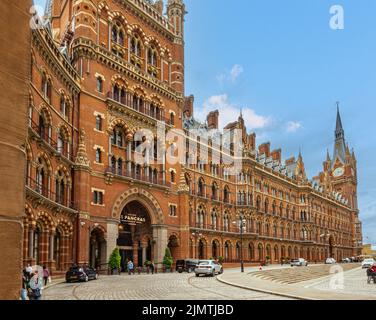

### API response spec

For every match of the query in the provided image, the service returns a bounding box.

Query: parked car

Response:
[176,259,199,273]
[325,258,337,264]
[66,266,98,283]
[362,259,375,269]
[195,260,223,277]
[290,258,308,267]
[341,258,351,263]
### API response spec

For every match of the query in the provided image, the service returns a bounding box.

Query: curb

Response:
[216,275,316,301]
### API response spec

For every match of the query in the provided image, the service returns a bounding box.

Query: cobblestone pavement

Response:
[42,272,294,300]
[251,263,360,284]
[306,267,376,297]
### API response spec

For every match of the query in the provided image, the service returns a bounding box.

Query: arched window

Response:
[196,205,205,228]
[170,171,176,183]
[33,224,42,264]
[117,158,123,175]
[41,73,51,102]
[113,84,126,104]
[54,229,61,269]
[55,170,65,205]
[211,183,218,200]
[153,169,158,183]
[224,242,230,261]
[36,157,49,197]
[112,126,124,147]
[256,196,261,211]
[223,186,230,203]
[248,243,254,261]
[130,35,142,68]
[39,113,48,141]
[258,244,263,261]
[198,178,205,197]
[57,128,68,157]
[236,242,241,260]
[264,199,269,213]
[111,156,116,170]
[223,214,230,232]
[211,210,218,230]
[170,112,175,125]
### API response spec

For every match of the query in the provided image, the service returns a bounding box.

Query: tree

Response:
[108,248,121,272]
[163,247,173,268]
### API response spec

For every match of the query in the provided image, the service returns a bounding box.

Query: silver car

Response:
[290,258,308,267]
[195,260,223,277]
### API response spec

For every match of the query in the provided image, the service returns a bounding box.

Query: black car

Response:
[66,266,98,283]
[176,259,199,273]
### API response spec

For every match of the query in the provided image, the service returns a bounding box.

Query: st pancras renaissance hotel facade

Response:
[11,0,363,276]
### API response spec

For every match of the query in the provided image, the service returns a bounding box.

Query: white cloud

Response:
[286,121,302,133]
[217,64,244,84]
[196,94,272,131]
[230,64,244,82]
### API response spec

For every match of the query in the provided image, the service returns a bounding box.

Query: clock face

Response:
[333,167,345,177]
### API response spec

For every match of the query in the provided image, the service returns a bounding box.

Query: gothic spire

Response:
[326,149,331,162]
[333,102,346,165]
[335,102,344,139]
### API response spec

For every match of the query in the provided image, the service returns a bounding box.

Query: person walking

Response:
[21,269,29,300]
[25,264,32,279]
[150,261,155,275]
[28,271,43,300]
[42,266,50,286]
[127,259,134,275]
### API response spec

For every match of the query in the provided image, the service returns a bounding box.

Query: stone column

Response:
[49,231,55,271]
[153,225,168,268]
[0,0,31,299]
[23,224,29,265]
[106,221,118,263]
[133,242,139,267]
[28,227,34,260]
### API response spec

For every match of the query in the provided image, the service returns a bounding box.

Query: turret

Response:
[167,0,186,94]
[167,0,186,38]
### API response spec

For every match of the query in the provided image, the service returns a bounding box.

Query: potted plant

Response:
[163,248,173,272]
[265,255,271,265]
[218,256,224,265]
[108,248,121,275]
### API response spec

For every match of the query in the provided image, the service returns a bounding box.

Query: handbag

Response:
[32,288,41,299]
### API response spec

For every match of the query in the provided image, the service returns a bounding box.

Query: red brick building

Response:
[24,0,362,272]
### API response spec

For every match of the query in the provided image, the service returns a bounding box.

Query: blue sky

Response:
[34,0,376,246]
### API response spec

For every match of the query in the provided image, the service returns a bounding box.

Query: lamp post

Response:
[233,217,247,273]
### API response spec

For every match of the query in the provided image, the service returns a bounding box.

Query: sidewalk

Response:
[217,267,376,300]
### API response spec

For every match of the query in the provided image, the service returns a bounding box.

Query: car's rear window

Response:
[198,261,210,265]
[292,259,299,262]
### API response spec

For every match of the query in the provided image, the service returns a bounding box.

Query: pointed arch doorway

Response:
[117,201,153,270]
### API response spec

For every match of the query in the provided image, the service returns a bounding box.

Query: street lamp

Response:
[233,217,247,273]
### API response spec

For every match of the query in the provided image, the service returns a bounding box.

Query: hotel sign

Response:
[120,213,146,225]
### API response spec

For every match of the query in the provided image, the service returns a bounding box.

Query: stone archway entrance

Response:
[110,188,167,268]
[89,228,107,269]
[117,201,153,269]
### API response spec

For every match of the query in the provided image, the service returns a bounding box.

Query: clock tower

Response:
[330,104,358,210]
